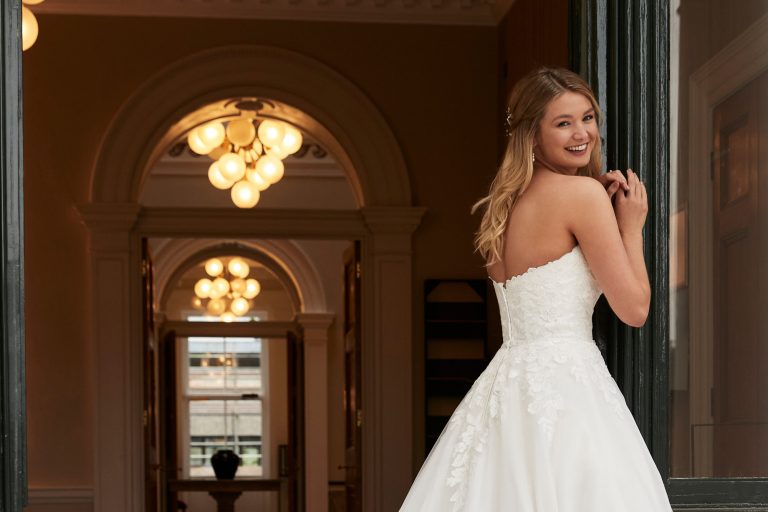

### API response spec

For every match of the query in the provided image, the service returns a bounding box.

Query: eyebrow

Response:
[552,108,595,121]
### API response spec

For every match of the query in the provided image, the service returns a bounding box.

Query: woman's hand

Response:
[597,169,630,200]
[613,169,648,236]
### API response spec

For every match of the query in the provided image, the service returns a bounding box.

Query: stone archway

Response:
[80,45,424,512]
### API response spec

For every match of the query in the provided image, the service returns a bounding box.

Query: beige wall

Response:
[23,12,499,503]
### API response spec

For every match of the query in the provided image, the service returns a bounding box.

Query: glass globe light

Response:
[191,297,203,309]
[231,297,250,316]
[218,153,246,181]
[257,120,285,148]
[207,298,226,316]
[279,125,303,155]
[199,121,226,149]
[266,144,288,160]
[21,7,38,51]
[221,312,236,323]
[188,128,213,155]
[228,258,250,278]
[256,155,284,184]
[194,278,213,299]
[231,180,260,209]
[213,277,230,297]
[246,167,271,191]
[226,118,257,147]
[208,162,234,190]
[230,278,247,296]
[244,278,261,299]
[204,258,224,277]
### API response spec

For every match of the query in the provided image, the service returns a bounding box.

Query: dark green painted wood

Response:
[571,0,768,508]
[570,0,670,477]
[0,1,27,510]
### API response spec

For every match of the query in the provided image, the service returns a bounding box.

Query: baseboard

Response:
[27,488,94,505]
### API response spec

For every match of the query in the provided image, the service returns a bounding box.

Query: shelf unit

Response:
[423,279,492,455]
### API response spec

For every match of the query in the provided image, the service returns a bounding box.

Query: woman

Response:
[399,67,672,511]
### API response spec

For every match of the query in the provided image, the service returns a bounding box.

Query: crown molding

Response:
[31,0,514,26]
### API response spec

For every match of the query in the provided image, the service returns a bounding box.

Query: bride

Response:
[398,67,673,511]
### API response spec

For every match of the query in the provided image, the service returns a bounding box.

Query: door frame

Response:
[79,205,425,512]
[0,1,27,511]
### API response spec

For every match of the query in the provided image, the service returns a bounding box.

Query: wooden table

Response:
[168,478,289,512]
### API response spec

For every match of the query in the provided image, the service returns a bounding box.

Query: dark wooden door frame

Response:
[1,1,27,510]
[570,0,768,508]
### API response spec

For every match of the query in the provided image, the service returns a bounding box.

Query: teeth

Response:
[566,143,588,151]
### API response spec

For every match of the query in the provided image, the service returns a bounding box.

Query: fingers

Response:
[607,181,620,199]
[608,169,629,191]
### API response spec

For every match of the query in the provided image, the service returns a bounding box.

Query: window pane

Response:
[669,0,768,478]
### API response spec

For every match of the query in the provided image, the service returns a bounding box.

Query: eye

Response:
[557,121,570,127]
[583,114,594,122]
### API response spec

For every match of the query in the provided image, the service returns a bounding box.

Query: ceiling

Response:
[31,0,515,26]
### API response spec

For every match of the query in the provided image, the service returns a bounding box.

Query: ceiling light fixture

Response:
[192,257,261,322]
[186,100,303,208]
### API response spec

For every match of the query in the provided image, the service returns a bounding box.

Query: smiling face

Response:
[534,91,598,174]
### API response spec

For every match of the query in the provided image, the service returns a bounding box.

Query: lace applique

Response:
[443,245,624,511]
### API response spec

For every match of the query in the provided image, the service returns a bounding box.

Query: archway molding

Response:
[89,44,412,207]
[152,238,327,315]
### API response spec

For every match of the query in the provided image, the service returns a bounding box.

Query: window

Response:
[181,336,264,477]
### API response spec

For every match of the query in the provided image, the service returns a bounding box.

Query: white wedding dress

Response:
[399,245,673,511]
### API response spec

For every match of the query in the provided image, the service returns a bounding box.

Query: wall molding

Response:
[27,487,94,505]
[30,0,514,27]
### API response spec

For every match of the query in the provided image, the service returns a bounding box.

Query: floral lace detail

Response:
[444,245,624,511]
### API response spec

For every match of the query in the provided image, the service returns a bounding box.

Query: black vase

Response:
[210,449,241,479]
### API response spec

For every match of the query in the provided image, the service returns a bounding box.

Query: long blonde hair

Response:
[471,67,603,266]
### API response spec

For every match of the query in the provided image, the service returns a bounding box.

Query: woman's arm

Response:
[567,172,650,327]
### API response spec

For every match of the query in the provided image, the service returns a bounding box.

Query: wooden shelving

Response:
[423,279,491,455]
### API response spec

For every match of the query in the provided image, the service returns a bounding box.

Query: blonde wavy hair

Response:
[471,67,603,266]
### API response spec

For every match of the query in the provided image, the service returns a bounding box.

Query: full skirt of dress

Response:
[399,338,673,512]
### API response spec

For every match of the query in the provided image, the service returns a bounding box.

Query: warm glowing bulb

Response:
[230,278,247,296]
[204,258,223,277]
[231,297,250,316]
[194,278,213,299]
[279,125,303,155]
[208,162,234,190]
[213,277,230,296]
[21,7,38,51]
[228,258,250,278]
[246,167,271,191]
[226,118,257,147]
[198,121,226,149]
[191,296,203,309]
[257,120,285,148]
[244,278,261,299]
[256,155,284,184]
[221,312,236,323]
[231,180,260,209]
[217,153,246,181]
[266,144,288,160]
[207,298,226,316]
[188,128,213,155]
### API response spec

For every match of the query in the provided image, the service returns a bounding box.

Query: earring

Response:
[532,152,536,163]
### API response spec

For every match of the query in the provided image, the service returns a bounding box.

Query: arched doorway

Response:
[79,45,425,512]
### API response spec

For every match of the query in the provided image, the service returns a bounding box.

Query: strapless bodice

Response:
[490,245,602,345]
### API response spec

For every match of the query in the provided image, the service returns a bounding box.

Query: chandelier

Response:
[186,101,303,209]
[21,0,44,51]
[192,257,261,322]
